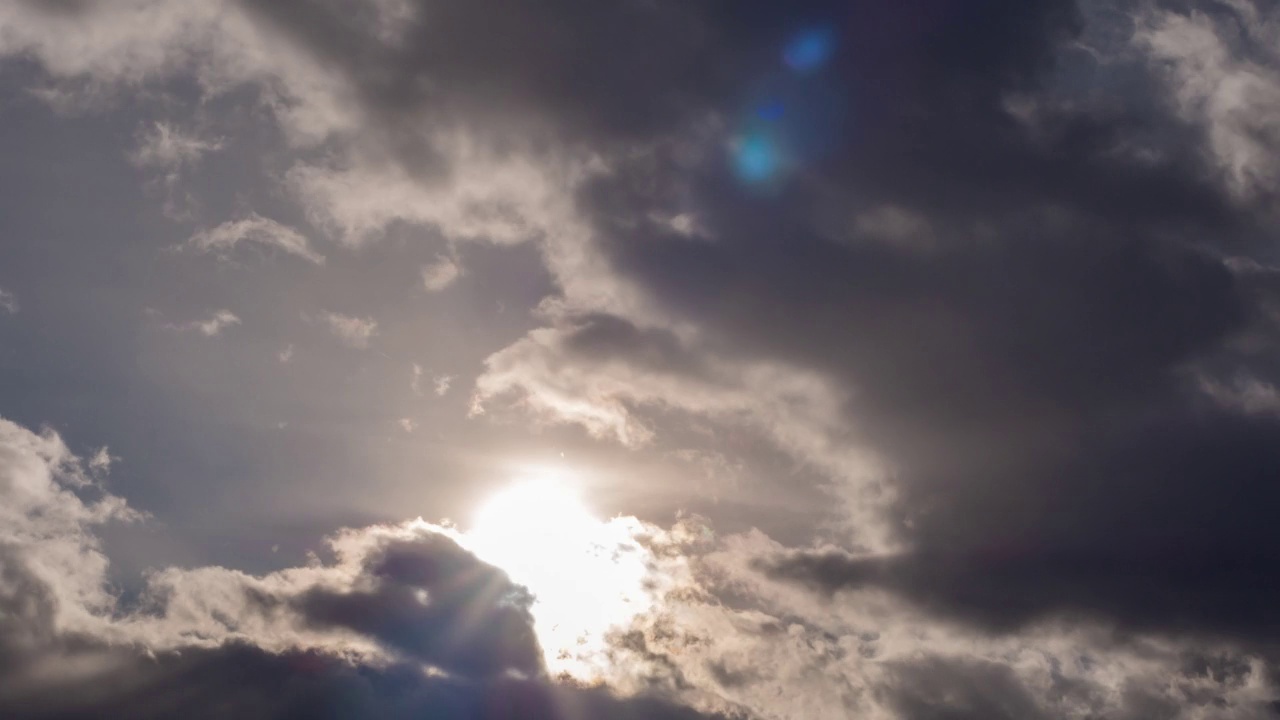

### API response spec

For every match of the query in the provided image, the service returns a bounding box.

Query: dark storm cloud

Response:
[883,657,1053,720]
[233,0,1278,643]
[0,642,735,720]
[296,534,545,679]
[502,0,1280,643]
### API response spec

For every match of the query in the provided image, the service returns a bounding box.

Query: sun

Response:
[463,473,653,678]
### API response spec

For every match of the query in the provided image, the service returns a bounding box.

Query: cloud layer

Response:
[5,0,1280,718]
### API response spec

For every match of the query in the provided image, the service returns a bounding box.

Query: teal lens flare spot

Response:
[734,133,779,183]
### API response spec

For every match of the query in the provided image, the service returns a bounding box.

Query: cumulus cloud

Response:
[315,311,377,349]
[0,415,515,674]
[184,214,324,265]
[0,418,139,659]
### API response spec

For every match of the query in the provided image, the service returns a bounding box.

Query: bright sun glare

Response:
[463,473,654,678]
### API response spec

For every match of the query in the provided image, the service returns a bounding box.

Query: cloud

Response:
[1,406,1279,720]
[10,0,1280,717]
[2,642,730,720]
[163,309,241,337]
[421,254,460,292]
[433,375,452,397]
[1199,373,1280,416]
[412,366,452,397]
[315,311,377,349]
[278,343,294,364]
[185,213,324,265]
[86,447,114,475]
[0,288,16,314]
[284,134,584,248]
[0,413,518,671]
[1136,1,1280,198]
[0,418,139,663]
[129,120,224,171]
[294,535,542,678]
[0,414,739,719]
[473,314,891,544]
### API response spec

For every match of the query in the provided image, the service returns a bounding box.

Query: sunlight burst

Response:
[463,474,654,678]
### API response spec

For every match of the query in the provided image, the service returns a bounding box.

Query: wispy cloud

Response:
[433,374,453,397]
[129,121,224,171]
[87,447,116,475]
[163,309,241,337]
[316,311,377,349]
[0,287,17,314]
[421,254,460,291]
[185,214,324,265]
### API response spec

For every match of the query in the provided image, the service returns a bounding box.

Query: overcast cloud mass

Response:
[4,0,1280,717]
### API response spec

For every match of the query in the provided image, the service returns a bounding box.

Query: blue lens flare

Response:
[756,100,785,122]
[783,27,836,73]
[731,25,839,186]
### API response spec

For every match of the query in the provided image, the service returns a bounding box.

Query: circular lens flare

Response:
[784,27,837,73]
[734,131,781,183]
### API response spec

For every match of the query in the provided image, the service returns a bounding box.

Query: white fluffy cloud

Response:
[0,419,139,649]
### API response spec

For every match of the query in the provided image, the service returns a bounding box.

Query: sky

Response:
[2,0,1280,718]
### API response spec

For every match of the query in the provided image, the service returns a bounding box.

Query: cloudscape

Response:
[3,0,1280,718]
